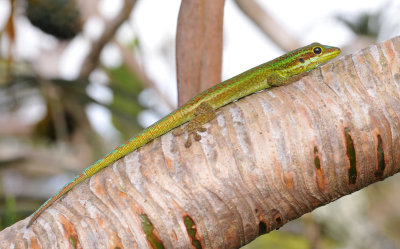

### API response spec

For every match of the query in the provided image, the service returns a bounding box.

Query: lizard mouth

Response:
[324,46,341,61]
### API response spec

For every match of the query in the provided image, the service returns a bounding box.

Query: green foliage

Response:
[0,196,18,229]
[0,66,146,142]
[242,231,309,249]
[4,196,17,227]
[105,64,145,139]
[242,230,336,249]
[337,12,380,38]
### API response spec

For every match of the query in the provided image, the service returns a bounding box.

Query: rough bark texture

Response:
[176,0,225,106]
[2,37,400,248]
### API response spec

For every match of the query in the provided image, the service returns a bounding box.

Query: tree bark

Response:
[176,0,225,106]
[2,36,400,248]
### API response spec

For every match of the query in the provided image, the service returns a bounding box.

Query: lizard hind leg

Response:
[173,101,216,148]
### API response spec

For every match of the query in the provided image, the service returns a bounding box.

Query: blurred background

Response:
[1,0,400,248]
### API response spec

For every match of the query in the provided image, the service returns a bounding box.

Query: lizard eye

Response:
[299,58,305,63]
[313,46,322,54]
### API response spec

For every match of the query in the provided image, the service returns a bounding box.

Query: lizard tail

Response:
[26,173,87,227]
[27,108,190,227]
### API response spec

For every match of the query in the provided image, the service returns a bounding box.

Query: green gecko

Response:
[27,42,340,227]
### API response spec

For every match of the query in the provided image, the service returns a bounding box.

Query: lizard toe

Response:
[184,138,192,148]
[194,132,202,141]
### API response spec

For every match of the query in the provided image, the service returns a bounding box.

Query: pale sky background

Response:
[0,0,399,139]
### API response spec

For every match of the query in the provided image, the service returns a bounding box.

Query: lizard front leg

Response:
[267,70,308,86]
[173,101,216,148]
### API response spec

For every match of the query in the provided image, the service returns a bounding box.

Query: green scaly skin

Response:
[27,42,340,227]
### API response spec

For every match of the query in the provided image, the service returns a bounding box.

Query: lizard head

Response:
[271,42,341,77]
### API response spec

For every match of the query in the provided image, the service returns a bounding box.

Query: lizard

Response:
[27,42,340,227]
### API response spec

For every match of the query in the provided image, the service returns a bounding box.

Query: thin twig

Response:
[234,0,300,52]
[79,0,137,78]
[114,40,175,110]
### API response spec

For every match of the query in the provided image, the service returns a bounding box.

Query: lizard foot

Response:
[172,102,215,148]
[173,123,208,148]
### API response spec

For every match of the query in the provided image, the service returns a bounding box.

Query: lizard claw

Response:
[184,138,192,148]
[194,132,202,141]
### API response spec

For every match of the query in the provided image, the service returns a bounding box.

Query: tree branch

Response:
[234,0,300,52]
[115,40,175,110]
[176,0,225,106]
[2,37,400,248]
[79,0,137,78]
